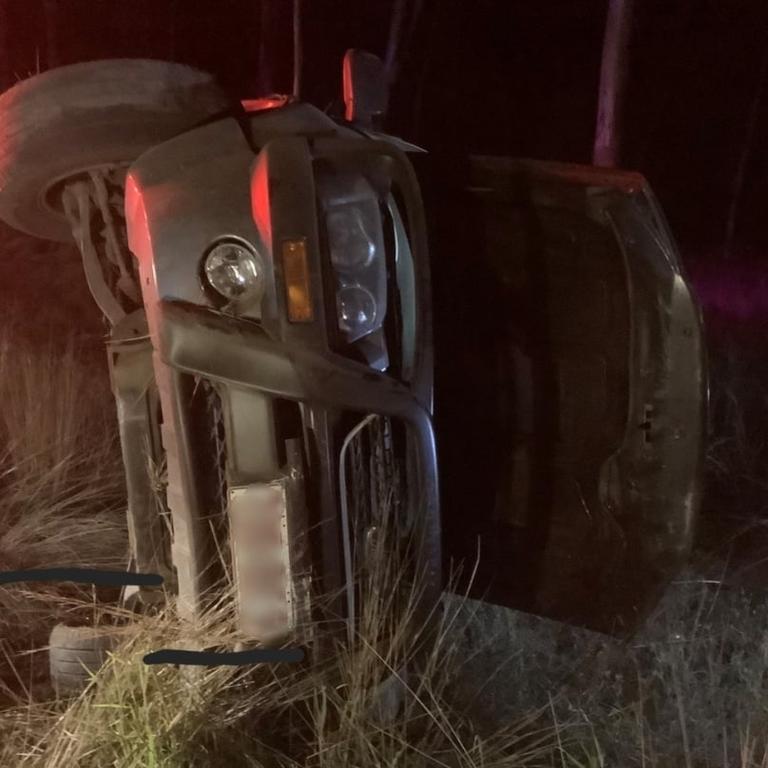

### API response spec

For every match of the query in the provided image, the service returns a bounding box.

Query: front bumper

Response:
[153,299,440,636]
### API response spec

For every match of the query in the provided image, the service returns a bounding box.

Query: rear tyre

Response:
[49,624,117,696]
[0,59,233,241]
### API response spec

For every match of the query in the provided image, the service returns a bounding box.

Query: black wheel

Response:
[0,59,232,242]
[48,623,117,696]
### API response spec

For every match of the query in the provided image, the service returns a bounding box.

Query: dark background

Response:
[4,0,768,262]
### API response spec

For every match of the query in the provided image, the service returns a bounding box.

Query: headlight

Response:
[337,283,378,341]
[327,207,377,272]
[204,241,263,302]
[320,176,387,349]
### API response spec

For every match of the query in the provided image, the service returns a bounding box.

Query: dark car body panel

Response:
[431,156,706,635]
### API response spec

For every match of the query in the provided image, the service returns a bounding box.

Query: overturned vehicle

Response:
[0,55,706,693]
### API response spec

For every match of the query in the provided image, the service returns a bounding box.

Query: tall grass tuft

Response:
[0,515,561,767]
[0,329,127,703]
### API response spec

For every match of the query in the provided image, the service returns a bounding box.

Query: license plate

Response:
[228,481,295,641]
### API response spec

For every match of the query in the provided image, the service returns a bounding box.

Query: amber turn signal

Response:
[281,238,314,323]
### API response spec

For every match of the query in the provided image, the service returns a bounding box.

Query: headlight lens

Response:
[337,283,378,341]
[327,207,376,272]
[321,176,387,349]
[204,242,263,302]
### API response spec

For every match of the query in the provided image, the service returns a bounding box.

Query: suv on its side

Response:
[0,54,706,693]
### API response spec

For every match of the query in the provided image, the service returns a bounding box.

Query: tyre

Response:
[48,623,117,696]
[0,59,233,242]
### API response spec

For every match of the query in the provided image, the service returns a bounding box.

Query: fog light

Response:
[204,241,263,302]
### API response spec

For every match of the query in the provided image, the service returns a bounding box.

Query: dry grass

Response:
[0,541,561,767]
[446,570,768,768]
[0,334,563,766]
[0,328,127,703]
[0,334,126,567]
[14,547,768,767]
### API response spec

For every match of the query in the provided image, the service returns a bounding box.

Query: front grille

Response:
[184,377,305,641]
[342,415,411,573]
[186,376,231,587]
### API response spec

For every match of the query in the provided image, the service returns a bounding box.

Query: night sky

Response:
[3,0,768,263]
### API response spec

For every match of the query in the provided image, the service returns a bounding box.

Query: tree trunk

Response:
[168,0,178,60]
[257,1,276,94]
[385,0,425,88]
[43,0,60,69]
[292,0,301,98]
[593,0,634,167]
[723,48,768,261]
[0,0,11,90]
[384,0,408,85]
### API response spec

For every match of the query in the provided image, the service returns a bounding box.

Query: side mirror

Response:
[342,49,388,127]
